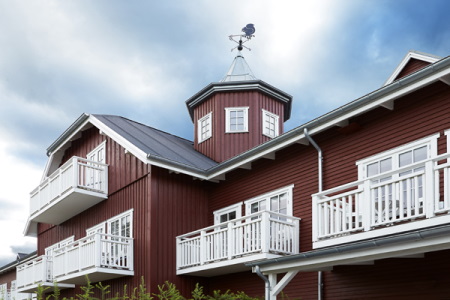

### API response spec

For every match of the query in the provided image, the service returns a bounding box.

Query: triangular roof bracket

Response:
[439,74,450,86]
[380,100,394,110]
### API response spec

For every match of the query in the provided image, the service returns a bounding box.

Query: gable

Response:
[383,50,441,86]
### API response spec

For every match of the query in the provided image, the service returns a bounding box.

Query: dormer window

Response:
[225,107,249,133]
[262,109,279,138]
[198,112,212,143]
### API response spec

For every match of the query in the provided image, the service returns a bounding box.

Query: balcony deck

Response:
[29,157,108,225]
[16,233,134,292]
[312,153,450,249]
[176,211,300,276]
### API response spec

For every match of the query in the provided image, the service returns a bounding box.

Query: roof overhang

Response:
[247,224,450,274]
[185,80,293,122]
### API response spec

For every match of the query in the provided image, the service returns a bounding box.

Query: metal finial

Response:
[229,24,255,52]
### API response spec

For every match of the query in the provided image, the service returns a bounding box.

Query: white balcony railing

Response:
[53,233,134,280]
[313,153,450,247]
[16,233,133,291]
[16,255,52,290]
[177,211,300,272]
[29,157,108,224]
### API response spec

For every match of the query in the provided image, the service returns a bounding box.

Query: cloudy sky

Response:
[1,0,450,266]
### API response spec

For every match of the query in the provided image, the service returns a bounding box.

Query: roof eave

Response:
[185,80,293,122]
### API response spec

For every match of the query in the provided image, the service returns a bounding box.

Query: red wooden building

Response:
[1,49,450,299]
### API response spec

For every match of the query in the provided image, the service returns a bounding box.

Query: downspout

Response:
[255,265,271,300]
[303,128,323,300]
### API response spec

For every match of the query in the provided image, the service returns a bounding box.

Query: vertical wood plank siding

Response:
[394,58,431,81]
[194,91,285,162]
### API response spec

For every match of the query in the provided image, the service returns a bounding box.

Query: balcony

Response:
[312,153,450,248]
[16,256,74,293]
[176,211,300,276]
[29,157,108,225]
[16,233,134,292]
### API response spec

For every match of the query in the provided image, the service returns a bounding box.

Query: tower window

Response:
[262,109,279,138]
[225,107,249,133]
[198,112,212,143]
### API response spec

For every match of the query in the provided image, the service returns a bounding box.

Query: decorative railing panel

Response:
[177,211,300,270]
[313,153,450,244]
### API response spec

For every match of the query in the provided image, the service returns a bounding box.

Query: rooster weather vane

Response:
[229,24,255,52]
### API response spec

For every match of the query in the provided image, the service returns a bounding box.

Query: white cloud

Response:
[0,132,40,262]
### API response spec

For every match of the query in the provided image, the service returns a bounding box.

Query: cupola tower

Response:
[186,25,293,162]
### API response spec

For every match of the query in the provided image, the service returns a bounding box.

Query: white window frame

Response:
[262,109,280,138]
[198,112,212,143]
[107,209,133,238]
[0,283,7,300]
[213,202,242,225]
[445,129,450,152]
[87,140,106,163]
[356,133,440,180]
[244,185,294,216]
[225,107,249,133]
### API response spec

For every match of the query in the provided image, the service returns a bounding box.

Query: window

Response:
[262,109,279,138]
[198,112,212,143]
[108,210,133,238]
[357,134,439,220]
[214,203,242,225]
[86,222,106,236]
[87,141,106,163]
[245,185,294,219]
[357,134,439,180]
[225,107,249,133]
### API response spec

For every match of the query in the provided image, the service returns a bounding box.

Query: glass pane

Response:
[279,193,287,210]
[271,196,279,211]
[414,146,427,162]
[260,199,266,211]
[399,151,412,168]
[251,202,259,213]
[367,162,378,177]
[228,211,236,220]
[230,111,237,118]
[380,158,392,173]
[220,214,228,223]
[237,110,244,117]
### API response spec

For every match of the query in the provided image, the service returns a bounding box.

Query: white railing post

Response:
[425,160,435,218]
[200,230,206,265]
[227,222,234,260]
[128,237,134,271]
[293,218,300,253]
[73,157,79,188]
[362,181,371,231]
[95,233,101,268]
[312,195,319,242]
[261,211,270,253]
[176,237,181,270]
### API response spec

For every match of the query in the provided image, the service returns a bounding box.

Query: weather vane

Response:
[229,24,255,52]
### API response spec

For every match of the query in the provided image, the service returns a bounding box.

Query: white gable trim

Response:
[383,50,440,86]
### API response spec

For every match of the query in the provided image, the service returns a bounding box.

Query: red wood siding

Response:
[394,58,431,81]
[148,166,210,295]
[0,268,17,287]
[194,90,285,162]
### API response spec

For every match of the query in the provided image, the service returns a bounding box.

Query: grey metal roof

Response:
[220,52,257,82]
[93,114,218,171]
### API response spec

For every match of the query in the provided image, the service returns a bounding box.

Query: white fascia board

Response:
[88,115,148,163]
[258,234,450,274]
[384,51,440,86]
